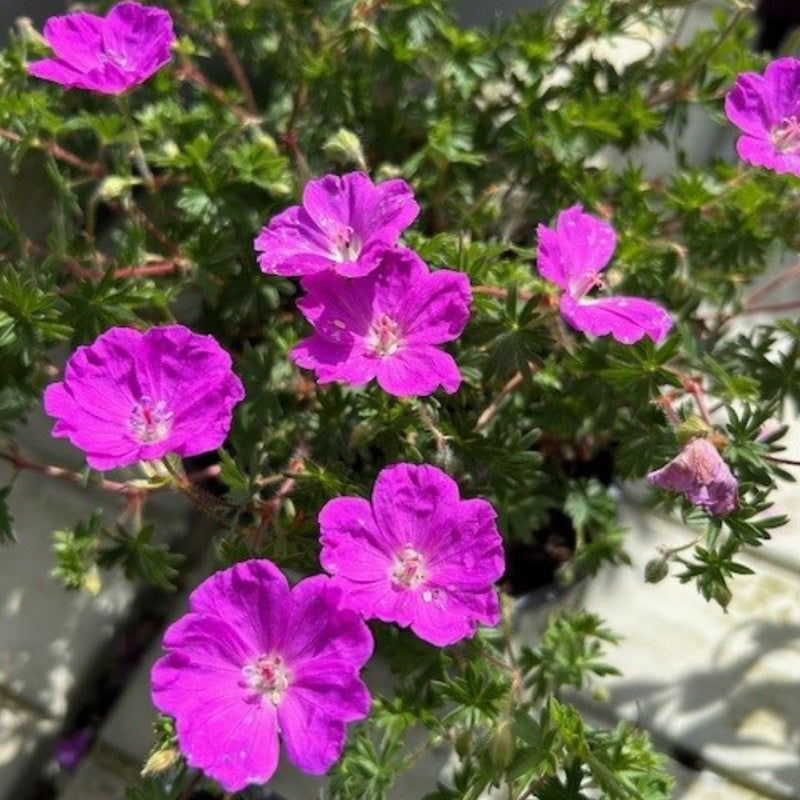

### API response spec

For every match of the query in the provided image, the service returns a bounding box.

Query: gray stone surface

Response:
[580,503,800,800]
[0,466,136,719]
[0,692,56,799]
[0,407,191,799]
[58,743,137,800]
[0,1,66,42]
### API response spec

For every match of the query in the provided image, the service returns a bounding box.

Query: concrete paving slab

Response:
[674,764,775,800]
[0,466,137,719]
[581,502,800,800]
[57,743,137,800]
[0,691,57,799]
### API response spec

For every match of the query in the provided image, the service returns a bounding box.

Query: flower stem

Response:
[116,96,155,191]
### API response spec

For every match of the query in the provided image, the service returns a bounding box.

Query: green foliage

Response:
[519,611,620,698]
[51,510,105,592]
[52,512,182,593]
[98,524,183,592]
[0,0,795,797]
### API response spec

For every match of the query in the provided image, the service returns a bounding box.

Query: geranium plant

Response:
[0,0,797,798]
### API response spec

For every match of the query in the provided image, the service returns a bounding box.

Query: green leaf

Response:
[98,524,183,592]
[51,510,104,592]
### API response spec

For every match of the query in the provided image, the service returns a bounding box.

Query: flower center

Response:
[771,116,800,153]
[101,49,130,69]
[128,396,173,443]
[330,225,361,262]
[573,271,606,299]
[391,545,427,589]
[243,654,291,705]
[369,314,402,357]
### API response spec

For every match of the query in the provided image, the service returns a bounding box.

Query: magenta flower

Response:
[319,463,504,646]
[647,438,738,516]
[725,57,800,177]
[292,247,471,397]
[27,2,174,95]
[536,205,673,345]
[44,325,244,471]
[151,560,373,792]
[254,172,419,278]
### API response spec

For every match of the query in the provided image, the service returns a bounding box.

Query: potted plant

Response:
[0,0,797,798]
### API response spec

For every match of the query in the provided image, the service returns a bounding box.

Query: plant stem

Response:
[738,298,800,315]
[215,30,258,115]
[743,260,800,308]
[765,454,800,467]
[0,127,103,177]
[475,371,525,432]
[0,443,143,497]
[116,96,155,191]
[473,285,535,301]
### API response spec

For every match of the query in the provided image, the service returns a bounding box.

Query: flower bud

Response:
[490,720,515,771]
[455,728,472,759]
[644,557,669,584]
[83,565,102,597]
[711,582,732,610]
[647,437,738,516]
[676,416,712,445]
[323,128,367,171]
[140,746,178,776]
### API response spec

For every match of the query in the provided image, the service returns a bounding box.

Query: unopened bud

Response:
[676,416,712,445]
[644,557,669,584]
[83,565,102,597]
[711,582,732,610]
[349,421,375,448]
[455,728,472,759]
[16,18,46,46]
[490,721,515,771]
[323,128,367,171]
[141,747,178,776]
[591,685,610,703]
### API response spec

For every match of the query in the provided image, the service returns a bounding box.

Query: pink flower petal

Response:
[291,337,377,386]
[351,176,419,243]
[321,464,504,646]
[374,249,472,344]
[290,657,372,720]
[278,693,347,775]
[297,271,374,342]
[763,57,800,116]
[179,691,279,793]
[559,293,673,345]
[724,73,772,138]
[736,135,800,177]
[283,575,374,664]
[150,561,373,790]
[374,345,462,396]
[185,560,291,654]
[28,1,174,94]
[254,172,418,278]
[254,206,340,276]
[319,497,390,582]
[372,463,460,549]
[41,12,104,71]
[43,325,243,470]
[647,438,738,516]
[536,205,616,295]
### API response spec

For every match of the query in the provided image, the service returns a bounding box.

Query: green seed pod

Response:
[644,557,669,584]
[455,728,472,759]
[490,720,515,771]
